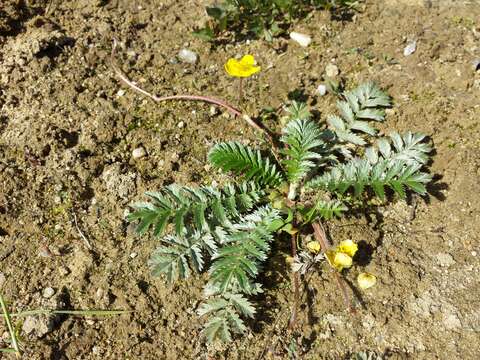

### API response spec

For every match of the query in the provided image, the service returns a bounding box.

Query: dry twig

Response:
[72,211,93,250]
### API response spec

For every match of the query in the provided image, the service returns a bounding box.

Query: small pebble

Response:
[473,59,480,72]
[38,247,52,258]
[171,152,180,162]
[385,108,396,116]
[472,251,477,257]
[0,272,5,288]
[325,63,339,78]
[177,121,185,128]
[290,32,312,47]
[209,106,219,116]
[130,252,137,259]
[42,287,55,299]
[96,288,104,298]
[178,49,198,64]
[58,266,70,276]
[316,84,327,96]
[403,40,417,56]
[117,89,126,97]
[436,253,455,267]
[132,147,146,159]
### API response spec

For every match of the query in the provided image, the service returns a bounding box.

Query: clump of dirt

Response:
[0,0,479,359]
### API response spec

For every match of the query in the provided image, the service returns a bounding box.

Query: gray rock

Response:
[22,315,55,338]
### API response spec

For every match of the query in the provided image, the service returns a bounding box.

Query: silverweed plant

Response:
[128,82,432,343]
[194,0,359,42]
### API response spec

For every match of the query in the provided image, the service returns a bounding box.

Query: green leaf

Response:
[225,293,256,318]
[280,118,325,183]
[203,316,232,343]
[307,157,432,200]
[192,27,214,41]
[208,142,284,186]
[206,6,224,19]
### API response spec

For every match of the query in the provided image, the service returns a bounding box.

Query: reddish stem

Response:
[312,222,356,313]
[288,232,300,330]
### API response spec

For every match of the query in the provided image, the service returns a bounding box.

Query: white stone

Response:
[178,49,198,64]
[96,288,104,298]
[436,253,455,267]
[403,40,417,56]
[316,84,327,96]
[132,147,146,159]
[177,121,185,128]
[43,287,55,299]
[290,32,311,47]
[325,63,339,78]
[0,272,5,288]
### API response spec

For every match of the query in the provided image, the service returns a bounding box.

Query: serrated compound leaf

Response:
[356,108,385,122]
[327,115,346,131]
[351,120,377,135]
[202,316,232,343]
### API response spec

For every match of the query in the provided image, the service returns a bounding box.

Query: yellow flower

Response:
[306,241,321,253]
[337,240,358,258]
[357,272,377,289]
[325,240,358,271]
[224,55,261,78]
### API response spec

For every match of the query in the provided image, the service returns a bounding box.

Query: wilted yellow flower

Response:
[306,241,321,253]
[337,240,358,258]
[325,240,358,271]
[224,55,261,78]
[357,272,377,289]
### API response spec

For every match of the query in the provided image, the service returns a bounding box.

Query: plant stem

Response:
[287,183,298,201]
[312,222,356,313]
[111,39,243,116]
[0,309,131,318]
[0,295,21,357]
[288,231,300,330]
[110,39,278,141]
[239,78,244,103]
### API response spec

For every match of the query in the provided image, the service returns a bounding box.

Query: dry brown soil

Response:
[1,0,479,359]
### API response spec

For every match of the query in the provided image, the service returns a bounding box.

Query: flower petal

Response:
[357,272,377,289]
[239,54,255,66]
[224,55,261,77]
[337,240,358,258]
[306,241,321,254]
[334,252,352,270]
